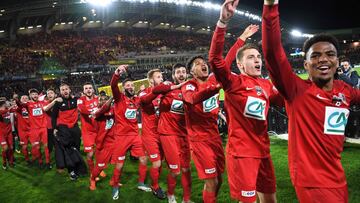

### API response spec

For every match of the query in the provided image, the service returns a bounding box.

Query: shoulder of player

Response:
[182,79,197,91]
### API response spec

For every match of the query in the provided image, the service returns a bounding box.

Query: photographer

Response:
[337,57,360,88]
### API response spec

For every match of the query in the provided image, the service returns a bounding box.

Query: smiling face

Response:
[190,58,209,81]
[123,81,135,97]
[304,41,338,86]
[83,84,94,98]
[173,66,187,84]
[237,48,262,77]
[60,85,71,98]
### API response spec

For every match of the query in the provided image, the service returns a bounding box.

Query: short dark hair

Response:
[186,55,205,71]
[122,78,133,86]
[303,33,339,58]
[59,82,70,88]
[99,90,107,96]
[83,82,93,87]
[172,63,186,75]
[236,43,261,62]
[0,100,6,107]
[47,88,55,93]
[340,57,350,64]
[28,88,39,94]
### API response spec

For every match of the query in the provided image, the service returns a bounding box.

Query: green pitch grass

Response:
[1,137,360,203]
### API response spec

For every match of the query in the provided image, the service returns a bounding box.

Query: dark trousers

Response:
[47,129,55,154]
[54,125,81,170]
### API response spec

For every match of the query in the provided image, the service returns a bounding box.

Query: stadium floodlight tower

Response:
[87,0,113,7]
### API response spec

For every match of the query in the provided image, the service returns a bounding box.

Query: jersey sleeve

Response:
[152,83,172,94]
[262,4,301,101]
[77,97,90,115]
[181,82,220,105]
[209,26,244,90]
[110,74,124,103]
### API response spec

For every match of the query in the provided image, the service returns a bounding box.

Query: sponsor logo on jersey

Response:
[244,96,266,120]
[205,168,216,174]
[241,190,256,197]
[32,108,43,116]
[324,106,349,135]
[170,99,184,114]
[203,94,219,113]
[125,109,137,119]
[105,118,114,130]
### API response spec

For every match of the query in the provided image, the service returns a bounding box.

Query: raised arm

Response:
[111,65,127,102]
[262,0,299,100]
[93,98,113,119]
[209,0,239,89]
[43,97,62,112]
[139,90,158,106]
[181,82,221,105]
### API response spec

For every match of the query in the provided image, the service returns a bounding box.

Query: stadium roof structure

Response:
[0,0,264,40]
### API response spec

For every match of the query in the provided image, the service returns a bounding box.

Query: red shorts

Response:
[18,129,30,145]
[1,131,13,148]
[226,156,276,202]
[82,130,97,152]
[190,137,225,180]
[295,185,348,203]
[142,134,162,162]
[160,135,191,173]
[95,145,114,169]
[30,128,47,145]
[111,135,145,164]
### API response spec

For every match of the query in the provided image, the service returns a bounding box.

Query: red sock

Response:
[7,148,14,165]
[111,168,122,187]
[44,147,50,164]
[203,190,216,203]
[167,173,177,196]
[87,158,94,173]
[138,162,147,183]
[91,166,101,181]
[2,150,6,165]
[181,170,192,201]
[150,167,160,189]
[22,147,29,161]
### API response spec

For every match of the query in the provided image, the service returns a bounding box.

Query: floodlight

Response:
[291,30,302,37]
[87,0,112,7]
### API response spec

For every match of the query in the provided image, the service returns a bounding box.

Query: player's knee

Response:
[139,156,147,164]
[152,160,161,168]
[87,151,94,159]
[257,192,277,203]
[181,167,190,173]
[2,145,8,151]
[205,178,217,190]
[115,163,123,170]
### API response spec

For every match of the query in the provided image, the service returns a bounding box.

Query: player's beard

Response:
[125,89,134,97]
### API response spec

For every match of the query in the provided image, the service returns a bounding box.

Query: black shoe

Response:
[46,163,53,170]
[151,187,166,200]
[38,163,45,169]
[69,171,78,181]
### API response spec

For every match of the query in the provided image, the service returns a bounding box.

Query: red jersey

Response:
[0,109,12,137]
[262,4,360,188]
[16,106,30,132]
[209,26,283,158]
[181,75,221,141]
[19,100,47,129]
[77,95,99,133]
[139,87,160,138]
[153,83,187,136]
[111,74,140,136]
[95,105,115,149]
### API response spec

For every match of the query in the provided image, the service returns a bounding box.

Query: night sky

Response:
[213,0,360,31]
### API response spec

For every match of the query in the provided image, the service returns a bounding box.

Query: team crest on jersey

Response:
[332,93,347,106]
[178,93,183,99]
[203,94,219,113]
[125,108,137,119]
[186,84,195,91]
[170,99,184,114]
[324,106,349,135]
[255,86,263,96]
[244,96,266,120]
